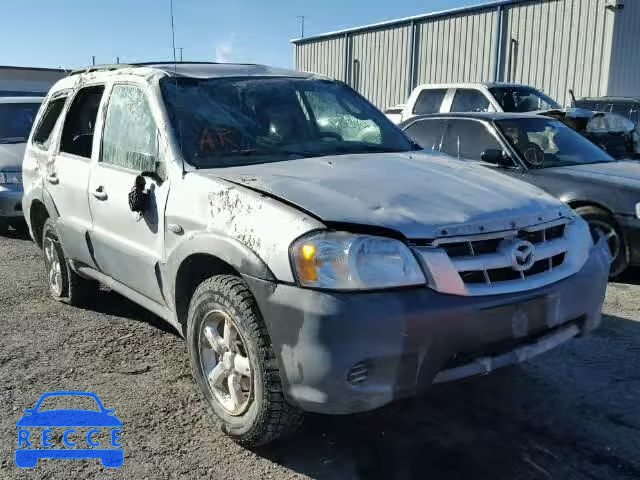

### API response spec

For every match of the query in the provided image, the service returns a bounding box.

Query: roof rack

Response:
[68,61,262,77]
[68,64,134,76]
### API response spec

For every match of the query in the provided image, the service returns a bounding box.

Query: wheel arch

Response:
[166,233,276,333]
[26,188,59,248]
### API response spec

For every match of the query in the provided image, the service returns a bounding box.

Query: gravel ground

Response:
[0,229,639,480]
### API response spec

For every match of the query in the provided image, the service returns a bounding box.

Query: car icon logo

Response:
[15,391,123,468]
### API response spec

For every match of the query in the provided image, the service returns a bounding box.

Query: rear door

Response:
[448,89,492,113]
[87,82,169,304]
[47,85,105,267]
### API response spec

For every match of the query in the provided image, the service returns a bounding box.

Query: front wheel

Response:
[186,275,303,447]
[575,206,627,278]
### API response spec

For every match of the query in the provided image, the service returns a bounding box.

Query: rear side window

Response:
[60,85,105,158]
[450,89,490,113]
[441,119,502,161]
[404,119,446,151]
[32,97,66,150]
[412,89,447,115]
[101,84,158,172]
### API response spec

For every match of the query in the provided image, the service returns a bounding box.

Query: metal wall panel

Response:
[350,25,412,109]
[414,8,498,86]
[502,0,615,104]
[292,0,625,109]
[295,36,346,81]
[607,0,640,97]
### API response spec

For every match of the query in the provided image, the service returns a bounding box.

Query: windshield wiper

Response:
[0,138,26,144]
[214,148,312,158]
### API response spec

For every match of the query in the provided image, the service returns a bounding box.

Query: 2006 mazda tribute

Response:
[22,62,611,446]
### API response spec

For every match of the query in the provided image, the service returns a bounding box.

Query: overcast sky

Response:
[2,0,483,70]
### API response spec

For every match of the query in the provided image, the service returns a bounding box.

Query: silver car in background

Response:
[0,96,43,233]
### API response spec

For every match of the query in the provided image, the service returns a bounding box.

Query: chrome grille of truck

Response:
[413,217,591,296]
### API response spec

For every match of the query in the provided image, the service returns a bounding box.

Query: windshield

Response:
[496,117,615,168]
[0,102,41,143]
[160,77,413,168]
[489,86,560,112]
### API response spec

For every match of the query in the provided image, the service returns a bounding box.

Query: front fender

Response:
[162,231,276,315]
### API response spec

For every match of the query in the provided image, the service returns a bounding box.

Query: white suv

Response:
[22,63,610,446]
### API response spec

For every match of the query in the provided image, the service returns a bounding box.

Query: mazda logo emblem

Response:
[511,240,536,271]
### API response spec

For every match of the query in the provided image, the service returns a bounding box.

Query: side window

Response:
[450,89,491,113]
[101,85,158,172]
[304,90,382,144]
[412,89,447,115]
[442,119,502,161]
[60,86,105,158]
[404,119,446,151]
[32,97,67,150]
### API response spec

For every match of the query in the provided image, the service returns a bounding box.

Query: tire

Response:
[575,206,628,278]
[42,218,99,305]
[186,274,303,447]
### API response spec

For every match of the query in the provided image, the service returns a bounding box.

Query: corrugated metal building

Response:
[292,0,637,109]
[0,66,66,97]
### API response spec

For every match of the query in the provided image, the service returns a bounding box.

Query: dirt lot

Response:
[0,229,639,480]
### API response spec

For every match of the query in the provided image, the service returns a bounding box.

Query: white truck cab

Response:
[392,82,561,124]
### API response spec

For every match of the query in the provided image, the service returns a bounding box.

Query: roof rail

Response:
[68,61,262,77]
[68,64,134,77]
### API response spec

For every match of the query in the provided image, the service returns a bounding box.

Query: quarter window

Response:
[412,89,447,115]
[450,89,491,113]
[33,97,66,150]
[60,86,105,158]
[442,119,503,161]
[101,85,158,172]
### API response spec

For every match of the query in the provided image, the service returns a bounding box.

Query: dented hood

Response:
[202,152,566,239]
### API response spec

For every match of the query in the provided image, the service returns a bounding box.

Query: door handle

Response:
[47,173,59,185]
[92,187,108,201]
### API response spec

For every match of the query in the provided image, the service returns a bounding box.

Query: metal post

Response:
[297,16,305,38]
[344,32,351,84]
[116,56,120,64]
[492,5,504,82]
[407,20,417,98]
[92,56,96,66]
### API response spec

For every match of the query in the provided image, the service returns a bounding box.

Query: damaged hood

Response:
[200,152,567,239]
[0,142,26,170]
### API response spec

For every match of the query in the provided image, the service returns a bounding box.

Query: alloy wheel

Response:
[198,310,253,416]
[43,236,63,296]
[588,219,621,263]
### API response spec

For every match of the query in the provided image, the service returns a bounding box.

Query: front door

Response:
[47,85,105,268]
[88,83,169,304]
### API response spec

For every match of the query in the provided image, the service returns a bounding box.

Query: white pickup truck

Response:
[387,82,561,124]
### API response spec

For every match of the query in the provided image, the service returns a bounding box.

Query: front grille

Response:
[412,217,585,296]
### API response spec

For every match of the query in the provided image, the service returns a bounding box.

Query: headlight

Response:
[0,172,22,185]
[290,231,425,290]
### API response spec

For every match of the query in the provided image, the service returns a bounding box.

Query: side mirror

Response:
[128,175,150,213]
[481,149,514,168]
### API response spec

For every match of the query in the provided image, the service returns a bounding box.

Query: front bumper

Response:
[0,185,24,220]
[244,238,611,415]
[616,213,640,266]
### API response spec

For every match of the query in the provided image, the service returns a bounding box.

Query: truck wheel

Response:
[186,274,303,447]
[42,219,99,305]
[575,206,627,278]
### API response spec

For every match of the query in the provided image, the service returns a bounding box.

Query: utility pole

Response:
[296,16,305,38]
[92,55,96,65]
[116,56,120,64]
[177,47,183,61]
